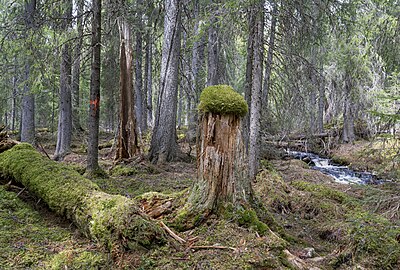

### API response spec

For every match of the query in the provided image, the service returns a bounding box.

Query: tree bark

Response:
[72,0,84,133]
[135,0,144,134]
[206,13,219,86]
[248,0,264,181]
[144,32,153,128]
[186,112,252,217]
[189,0,206,133]
[262,2,277,109]
[0,144,164,250]
[342,74,355,143]
[115,18,140,161]
[12,57,18,132]
[149,0,181,164]
[20,0,36,144]
[243,4,256,151]
[86,0,101,174]
[317,74,325,133]
[54,0,73,161]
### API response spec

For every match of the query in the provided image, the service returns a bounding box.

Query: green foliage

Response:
[198,85,248,117]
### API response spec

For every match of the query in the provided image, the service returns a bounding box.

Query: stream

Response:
[287,150,382,185]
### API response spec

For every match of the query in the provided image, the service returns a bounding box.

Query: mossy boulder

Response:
[198,85,248,117]
[0,144,164,250]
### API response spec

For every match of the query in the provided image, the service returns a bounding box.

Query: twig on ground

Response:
[159,221,186,244]
[189,245,237,252]
[17,187,27,197]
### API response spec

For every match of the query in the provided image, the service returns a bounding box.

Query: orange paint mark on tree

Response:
[90,98,100,111]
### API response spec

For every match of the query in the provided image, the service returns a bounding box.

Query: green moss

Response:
[344,211,400,269]
[0,143,164,251]
[0,186,94,269]
[48,250,109,270]
[65,163,86,175]
[331,155,350,165]
[198,85,248,117]
[109,165,138,176]
[292,181,354,205]
[236,208,269,235]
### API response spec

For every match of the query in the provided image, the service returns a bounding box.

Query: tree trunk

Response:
[54,0,73,161]
[21,64,35,144]
[86,0,101,174]
[248,0,264,181]
[149,0,181,164]
[0,144,164,250]
[206,14,219,86]
[317,74,325,133]
[115,18,140,161]
[135,0,144,134]
[144,32,153,128]
[342,74,355,143]
[189,0,206,133]
[12,57,18,132]
[262,2,277,109]
[20,0,36,144]
[243,5,255,151]
[309,84,317,134]
[186,112,252,217]
[72,0,84,133]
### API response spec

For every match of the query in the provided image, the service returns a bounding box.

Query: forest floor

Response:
[0,131,399,269]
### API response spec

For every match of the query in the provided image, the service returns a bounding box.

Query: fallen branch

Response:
[189,245,237,252]
[160,221,186,244]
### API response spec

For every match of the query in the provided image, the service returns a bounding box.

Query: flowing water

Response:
[287,150,382,185]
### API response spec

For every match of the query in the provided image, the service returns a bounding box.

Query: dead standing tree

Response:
[181,85,258,225]
[115,18,140,161]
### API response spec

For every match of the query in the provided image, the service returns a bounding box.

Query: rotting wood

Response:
[147,201,172,218]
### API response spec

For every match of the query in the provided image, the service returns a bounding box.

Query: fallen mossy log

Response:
[0,143,164,250]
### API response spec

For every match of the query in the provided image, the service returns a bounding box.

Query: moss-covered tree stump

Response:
[183,85,254,223]
[0,144,164,250]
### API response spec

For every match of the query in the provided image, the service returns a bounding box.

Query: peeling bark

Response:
[115,18,140,161]
[186,113,252,217]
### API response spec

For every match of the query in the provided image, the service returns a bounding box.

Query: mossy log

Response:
[0,144,164,250]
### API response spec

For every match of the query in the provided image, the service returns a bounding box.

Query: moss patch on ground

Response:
[0,186,110,269]
[258,158,400,270]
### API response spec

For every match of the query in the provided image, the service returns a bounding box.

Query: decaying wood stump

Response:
[0,143,164,250]
[184,85,252,220]
[0,126,18,154]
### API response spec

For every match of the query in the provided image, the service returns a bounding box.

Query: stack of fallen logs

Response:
[0,126,18,154]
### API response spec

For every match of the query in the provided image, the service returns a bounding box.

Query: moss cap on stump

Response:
[198,85,248,117]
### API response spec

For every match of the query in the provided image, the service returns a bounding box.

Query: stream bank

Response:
[287,150,383,185]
